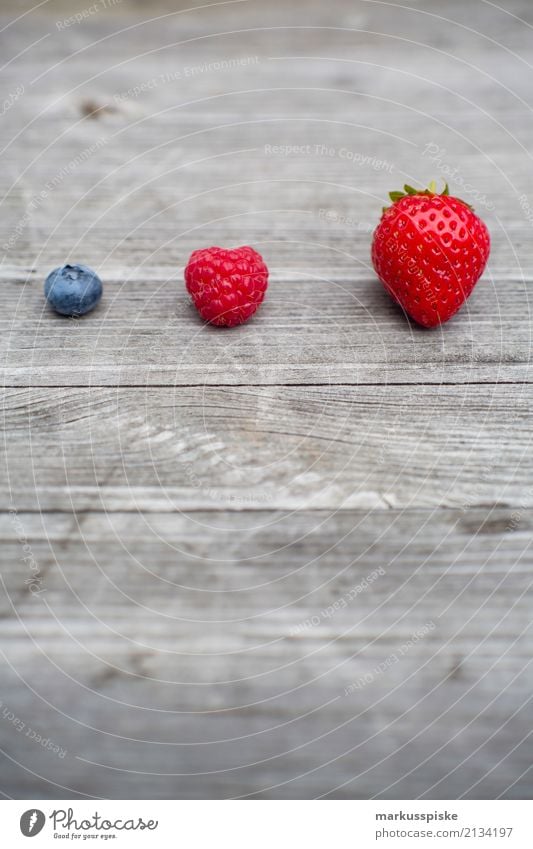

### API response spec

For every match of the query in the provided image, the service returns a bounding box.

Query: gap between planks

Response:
[2,381,533,389]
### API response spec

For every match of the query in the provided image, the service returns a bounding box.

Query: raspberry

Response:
[184,245,269,327]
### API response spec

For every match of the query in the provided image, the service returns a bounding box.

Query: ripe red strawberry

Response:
[184,245,268,327]
[371,183,490,327]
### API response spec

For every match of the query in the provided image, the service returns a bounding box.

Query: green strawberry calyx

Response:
[383,181,473,213]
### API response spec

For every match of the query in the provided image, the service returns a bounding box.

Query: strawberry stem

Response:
[382,180,474,212]
[388,180,450,204]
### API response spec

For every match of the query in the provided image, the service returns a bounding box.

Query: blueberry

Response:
[44,264,103,316]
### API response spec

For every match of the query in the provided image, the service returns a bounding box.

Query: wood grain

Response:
[2,384,532,511]
[1,508,532,799]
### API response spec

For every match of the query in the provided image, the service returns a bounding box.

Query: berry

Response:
[371,183,490,327]
[185,246,268,327]
[44,263,103,317]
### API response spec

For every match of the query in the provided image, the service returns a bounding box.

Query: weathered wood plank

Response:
[1,507,532,799]
[1,0,533,804]
[2,273,532,386]
[2,384,532,511]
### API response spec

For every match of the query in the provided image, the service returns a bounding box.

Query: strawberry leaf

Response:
[382,180,474,213]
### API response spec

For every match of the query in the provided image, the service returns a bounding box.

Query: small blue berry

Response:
[44,264,103,316]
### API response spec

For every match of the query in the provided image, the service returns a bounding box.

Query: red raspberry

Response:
[184,245,269,327]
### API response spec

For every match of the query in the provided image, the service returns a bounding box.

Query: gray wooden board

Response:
[1,0,533,800]
[1,385,533,511]
[1,508,532,799]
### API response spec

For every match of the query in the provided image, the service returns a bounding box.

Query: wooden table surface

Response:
[1,0,532,799]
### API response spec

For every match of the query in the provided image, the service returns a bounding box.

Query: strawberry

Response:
[371,182,490,327]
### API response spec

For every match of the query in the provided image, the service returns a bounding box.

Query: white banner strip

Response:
[1,800,531,848]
